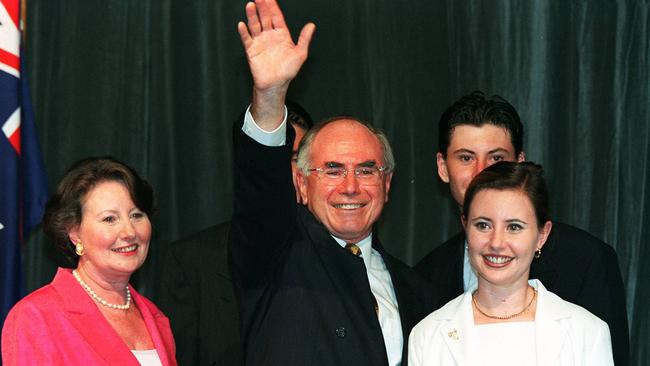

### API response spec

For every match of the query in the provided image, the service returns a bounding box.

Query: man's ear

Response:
[436,152,450,183]
[296,172,309,205]
[517,151,526,162]
[383,172,394,202]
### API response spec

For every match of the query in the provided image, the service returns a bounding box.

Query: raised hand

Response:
[238,0,315,128]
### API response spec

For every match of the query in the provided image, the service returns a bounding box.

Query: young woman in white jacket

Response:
[409,162,613,366]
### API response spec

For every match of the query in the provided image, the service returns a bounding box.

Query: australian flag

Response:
[0,0,48,329]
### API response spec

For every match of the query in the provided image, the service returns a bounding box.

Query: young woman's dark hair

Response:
[462,161,550,227]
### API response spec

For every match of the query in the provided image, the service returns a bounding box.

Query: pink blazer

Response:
[2,268,177,366]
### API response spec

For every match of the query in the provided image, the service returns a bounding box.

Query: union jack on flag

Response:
[0,0,48,329]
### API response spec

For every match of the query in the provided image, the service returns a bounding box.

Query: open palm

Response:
[238,0,315,92]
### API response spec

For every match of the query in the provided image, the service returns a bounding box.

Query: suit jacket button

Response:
[335,327,346,338]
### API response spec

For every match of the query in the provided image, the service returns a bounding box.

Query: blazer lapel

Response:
[54,268,138,365]
[436,293,473,365]
[131,288,173,366]
[533,280,570,365]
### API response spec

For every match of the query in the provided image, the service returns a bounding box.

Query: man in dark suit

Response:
[156,222,237,366]
[156,102,313,366]
[415,91,629,366]
[229,1,433,365]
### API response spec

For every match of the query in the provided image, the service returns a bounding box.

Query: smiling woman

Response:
[68,180,152,282]
[408,162,614,366]
[1,157,177,366]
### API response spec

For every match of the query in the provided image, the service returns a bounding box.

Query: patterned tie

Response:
[346,243,362,257]
[345,243,379,315]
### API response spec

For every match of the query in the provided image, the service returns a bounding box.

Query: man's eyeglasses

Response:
[306,166,387,184]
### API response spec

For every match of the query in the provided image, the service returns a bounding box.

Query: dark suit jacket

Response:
[156,222,242,366]
[415,222,629,366]
[229,124,434,366]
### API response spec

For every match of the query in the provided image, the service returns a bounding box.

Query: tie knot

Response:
[345,243,362,257]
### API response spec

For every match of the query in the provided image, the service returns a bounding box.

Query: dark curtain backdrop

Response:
[20,1,648,364]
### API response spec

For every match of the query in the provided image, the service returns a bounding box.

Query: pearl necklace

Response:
[472,286,537,320]
[72,270,131,310]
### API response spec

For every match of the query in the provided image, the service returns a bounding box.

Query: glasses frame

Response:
[306,166,388,183]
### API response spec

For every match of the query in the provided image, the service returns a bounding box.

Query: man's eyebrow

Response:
[357,161,377,168]
[324,161,344,168]
[323,161,377,168]
[488,147,511,155]
[451,148,475,155]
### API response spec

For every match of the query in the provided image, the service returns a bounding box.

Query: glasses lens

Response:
[355,167,378,179]
[323,167,345,179]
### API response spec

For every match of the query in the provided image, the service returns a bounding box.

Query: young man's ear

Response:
[436,152,450,183]
[517,151,526,162]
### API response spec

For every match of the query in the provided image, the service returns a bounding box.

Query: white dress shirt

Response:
[462,240,478,292]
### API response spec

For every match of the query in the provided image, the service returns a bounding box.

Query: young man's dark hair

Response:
[438,91,524,157]
[286,99,314,130]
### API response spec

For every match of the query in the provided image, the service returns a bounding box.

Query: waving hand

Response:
[238,0,315,129]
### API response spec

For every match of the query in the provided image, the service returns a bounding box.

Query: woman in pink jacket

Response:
[2,157,177,366]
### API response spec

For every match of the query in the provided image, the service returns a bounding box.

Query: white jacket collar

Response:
[431,279,574,365]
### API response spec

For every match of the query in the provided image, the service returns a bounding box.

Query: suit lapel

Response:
[301,209,373,314]
[374,241,413,363]
[452,233,466,297]
[298,207,387,364]
[435,232,467,303]
[377,243,421,334]
[54,268,138,365]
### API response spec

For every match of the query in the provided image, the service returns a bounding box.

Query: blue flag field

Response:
[0,0,48,329]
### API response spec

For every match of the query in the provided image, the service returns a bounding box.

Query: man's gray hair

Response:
[296,116,395,175]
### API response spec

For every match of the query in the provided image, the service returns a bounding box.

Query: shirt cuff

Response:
[241,105,288,146]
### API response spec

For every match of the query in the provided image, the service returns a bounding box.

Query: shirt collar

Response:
[332,233,374,270]
[332,233,372,267]
[332,233,373,255]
